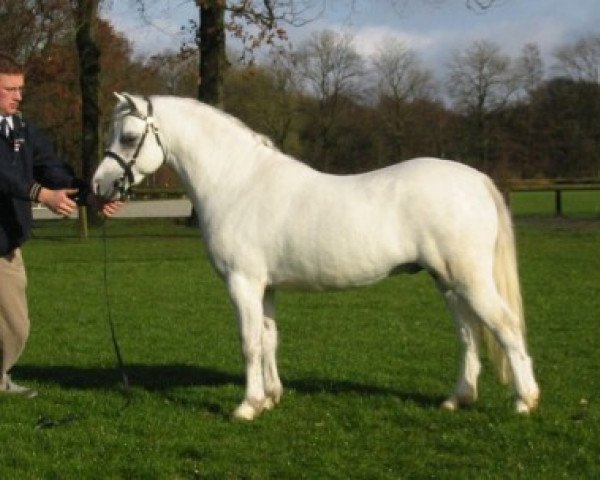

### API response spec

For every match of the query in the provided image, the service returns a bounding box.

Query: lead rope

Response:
[35,219,131,430]
[102,219,130,395]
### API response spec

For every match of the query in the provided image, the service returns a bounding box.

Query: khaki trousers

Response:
[0,248,29,388]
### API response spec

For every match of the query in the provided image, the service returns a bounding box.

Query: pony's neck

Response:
[155,96,272,210]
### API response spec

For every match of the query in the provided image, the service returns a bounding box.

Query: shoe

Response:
[2,376,38,398]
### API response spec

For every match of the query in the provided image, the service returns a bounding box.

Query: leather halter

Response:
[104,95,167,198]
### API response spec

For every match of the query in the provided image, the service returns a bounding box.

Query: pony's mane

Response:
[167,95,279,152]
[112,94,281,155]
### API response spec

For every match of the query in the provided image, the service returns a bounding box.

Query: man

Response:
[0,52,121,397]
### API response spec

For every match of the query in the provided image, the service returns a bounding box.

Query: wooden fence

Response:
[502,178,600,217]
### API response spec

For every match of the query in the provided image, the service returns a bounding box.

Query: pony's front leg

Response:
[227,273,268,421]
[262,288,282,410]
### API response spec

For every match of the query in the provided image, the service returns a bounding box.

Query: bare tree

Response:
[515,42,544,96]
[447,40,518,169]
[373,39,433,102]
[372,37,435,159]
[294,29,365,171]
[296,30,364,99]
[552,33,600,84]
[510,42,544,177]
[447,39,516,115]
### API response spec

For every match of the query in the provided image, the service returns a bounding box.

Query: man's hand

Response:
[100,199,123,217]
[86,193,124,218]
[37,187,78,217]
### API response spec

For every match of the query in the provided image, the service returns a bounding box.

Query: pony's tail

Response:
[484,178,525,385]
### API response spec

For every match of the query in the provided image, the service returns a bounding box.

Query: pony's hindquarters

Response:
[438,170,539,413]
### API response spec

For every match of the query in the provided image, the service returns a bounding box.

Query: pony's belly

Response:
[269,261,413,291]
[265,235,419,290]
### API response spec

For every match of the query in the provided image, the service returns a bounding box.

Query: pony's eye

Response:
[120,133,138,146]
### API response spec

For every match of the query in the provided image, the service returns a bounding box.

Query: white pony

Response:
[93,93,539,420]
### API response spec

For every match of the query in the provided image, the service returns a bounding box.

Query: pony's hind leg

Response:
[441,289,482,411]
[262,289,283,410]
[227,273,268,421]
[462,279,539,413]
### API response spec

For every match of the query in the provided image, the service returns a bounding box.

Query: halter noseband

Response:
[104,95,167,198]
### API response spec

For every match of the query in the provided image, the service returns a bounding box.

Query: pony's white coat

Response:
[93,94,540,420]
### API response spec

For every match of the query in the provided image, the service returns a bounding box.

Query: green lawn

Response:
[0,217,598,479]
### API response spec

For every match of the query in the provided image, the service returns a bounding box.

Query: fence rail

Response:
[129,187,186,200]
[501,178,600,216]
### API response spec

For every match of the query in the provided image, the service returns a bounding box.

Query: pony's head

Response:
[93,92,167,200]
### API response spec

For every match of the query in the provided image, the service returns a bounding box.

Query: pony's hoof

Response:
[263,398,275,411]
[515,399,531,414]
[441,392,476,411]
[233,399,264,421]
[516,392,539,414]
[441,397,458,411]
[265,387,283,409]
[233,403,258,421]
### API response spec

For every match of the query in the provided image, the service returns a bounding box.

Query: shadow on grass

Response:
[15,364,442,408]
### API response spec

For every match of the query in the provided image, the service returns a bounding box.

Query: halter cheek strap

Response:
[104,96,167,198]
[104,150,136,186]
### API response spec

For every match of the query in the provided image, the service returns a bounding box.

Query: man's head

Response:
[0,53,24,116]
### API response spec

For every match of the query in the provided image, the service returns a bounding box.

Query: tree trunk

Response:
[197,0,226,107]
[75,0,101,234]
[189,0,226,226]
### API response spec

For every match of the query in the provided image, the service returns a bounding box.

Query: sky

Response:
[103,0,600,78]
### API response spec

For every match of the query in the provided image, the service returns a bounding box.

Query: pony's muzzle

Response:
[92,177,126,202]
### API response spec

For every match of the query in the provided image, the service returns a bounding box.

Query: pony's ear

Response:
[113,92,127,104]
[113,91,139,112]
[121,92,140,113]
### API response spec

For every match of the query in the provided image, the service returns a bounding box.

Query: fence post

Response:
[503,188,511,209]
[78,206,88,239]
[555,189,563,217]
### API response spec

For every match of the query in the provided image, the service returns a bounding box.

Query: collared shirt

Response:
[0,115,14,132]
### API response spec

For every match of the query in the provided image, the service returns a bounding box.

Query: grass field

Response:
[0,209,598,478]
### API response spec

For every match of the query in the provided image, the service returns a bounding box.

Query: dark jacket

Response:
[0,114,88,255]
